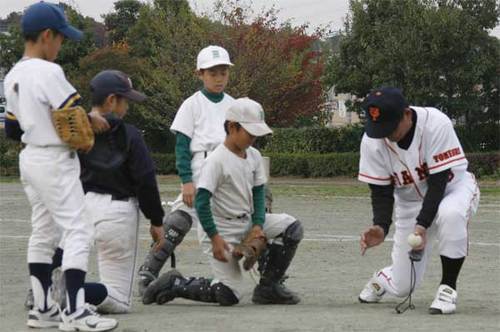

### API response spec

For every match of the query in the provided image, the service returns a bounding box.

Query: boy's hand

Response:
[150,225,166,252]
[88,110,110,133]
[211,234,231,262]
[182,182,196,207]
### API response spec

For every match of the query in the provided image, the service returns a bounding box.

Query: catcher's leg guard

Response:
[154,273,238,306]
[138,210,192,295]
[253,220,303,304]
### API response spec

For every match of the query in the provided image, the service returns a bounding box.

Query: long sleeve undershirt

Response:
[175,132,193,184]
[251,185,266,226]
[195,188,218,238]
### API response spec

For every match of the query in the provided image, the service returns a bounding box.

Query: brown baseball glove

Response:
[52,106,95,152]
[233,226,267,270]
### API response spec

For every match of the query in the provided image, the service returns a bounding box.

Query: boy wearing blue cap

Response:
[77,70,166,314]
[4,2,117,331]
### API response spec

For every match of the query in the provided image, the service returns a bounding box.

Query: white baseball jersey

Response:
[196,144,295,297]
[358,107,468,203]
[170,91,234,153]
[358,106,480,299]
[197,144,267,219]
[4,58,79,147]
[5,57,91,274]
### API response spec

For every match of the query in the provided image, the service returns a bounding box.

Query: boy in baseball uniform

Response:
[357,87,480,314]
[137,45,235,293]
[77,70,166,314]
[143,98,303,306]
[3,2,116,331]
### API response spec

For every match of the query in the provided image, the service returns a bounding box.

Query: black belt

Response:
[226,214,247,220]
[111,195,130,202]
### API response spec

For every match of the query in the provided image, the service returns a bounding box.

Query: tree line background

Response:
[1,0,499,154]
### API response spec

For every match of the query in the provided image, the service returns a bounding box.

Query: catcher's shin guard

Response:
[138,210,192,295]
[154,272,238,306]
[258,220,303,283]
[253,220,303,304]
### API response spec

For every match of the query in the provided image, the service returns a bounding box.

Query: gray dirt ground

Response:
[1,176,499,332]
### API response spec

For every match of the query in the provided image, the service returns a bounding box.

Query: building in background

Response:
[323,87,360,127]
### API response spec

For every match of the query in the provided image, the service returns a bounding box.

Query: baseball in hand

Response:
[407,233,423,248]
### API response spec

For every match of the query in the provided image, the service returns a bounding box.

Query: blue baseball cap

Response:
[21,2,83,41]
[362,87,409,138]
[90,70,147,102]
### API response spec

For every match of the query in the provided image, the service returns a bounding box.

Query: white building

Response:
[323,87,360,127]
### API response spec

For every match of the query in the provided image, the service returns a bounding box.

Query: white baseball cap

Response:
[225,98,273,137]
[197,45,234,70]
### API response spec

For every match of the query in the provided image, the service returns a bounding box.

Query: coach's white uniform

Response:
[358,107,480,296]
[197,144,295,297]
[169,91,234,218]
[4,58,92,272]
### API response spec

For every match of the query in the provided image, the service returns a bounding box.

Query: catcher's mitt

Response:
[233,227,267,270]
[52,106,94,152]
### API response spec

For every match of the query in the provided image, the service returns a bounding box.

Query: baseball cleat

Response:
[252,281,300,305]
[429,284,457,314]
[59,303,118,332]
[142,269,183,305]
[359,272,386,303]
[27,304,60,328]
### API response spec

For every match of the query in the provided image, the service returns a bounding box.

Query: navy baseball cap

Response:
[21,2,83,41]
[90,70,146,102]
[362,87,409,138]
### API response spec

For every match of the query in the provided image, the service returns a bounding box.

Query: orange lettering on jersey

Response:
[369,107,380,121]
[432,147,462,163]
[415,163,429,181]
[401,170,414,185]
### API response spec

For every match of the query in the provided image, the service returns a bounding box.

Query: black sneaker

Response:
[252,281,300,305]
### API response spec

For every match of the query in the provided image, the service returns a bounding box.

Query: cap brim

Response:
[365,119,399,139]
[121,89,147,102]
[241,123,273,137]
[59,25,83,41]
[198,60,234,70]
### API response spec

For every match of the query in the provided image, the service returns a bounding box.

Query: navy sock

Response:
[65,269,86,313]
[440,255,465,290]
[29,263,52,310]
[84,282,108,306]
[51,248,63,270]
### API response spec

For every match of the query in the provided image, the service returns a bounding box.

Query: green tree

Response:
[0,3,99,74]
[324,0,500,129]
[207,0,325,127]
[103,0,144,44]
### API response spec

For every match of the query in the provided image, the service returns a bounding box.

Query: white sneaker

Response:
[429,284,457,314]
[59,304,118,331]
[359,272,386,303]
[27,305,60,328]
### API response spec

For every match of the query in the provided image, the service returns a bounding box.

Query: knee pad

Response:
[283,220,304,247]
[163,210,193,246]
[212,282,239,306]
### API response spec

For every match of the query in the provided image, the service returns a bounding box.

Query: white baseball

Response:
[407,233,423,248]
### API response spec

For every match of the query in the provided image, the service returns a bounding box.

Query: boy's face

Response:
[228,122,256,150]
[105,95,129,118]
[41,29,64,61]
[198,65,230,94]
